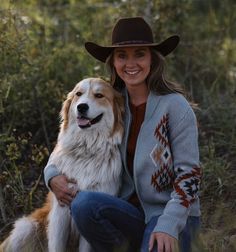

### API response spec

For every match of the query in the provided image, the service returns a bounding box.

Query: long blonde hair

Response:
[105,48,186,96]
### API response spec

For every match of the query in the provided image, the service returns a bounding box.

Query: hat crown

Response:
[111,17,154,45]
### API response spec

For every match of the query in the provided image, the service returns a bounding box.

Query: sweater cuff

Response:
[153,214,188,240]
[44,164,60,190]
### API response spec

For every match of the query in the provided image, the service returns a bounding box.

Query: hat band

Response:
[113,40,153,46]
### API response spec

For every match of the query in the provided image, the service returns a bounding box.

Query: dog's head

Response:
[60,78,124,138]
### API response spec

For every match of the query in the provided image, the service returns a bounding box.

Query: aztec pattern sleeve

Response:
[153,106,202,239]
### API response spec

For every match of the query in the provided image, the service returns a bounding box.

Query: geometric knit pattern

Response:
[151,113,201,207]
[173,166,202,208]
[151,114,174,192]
[154,113,170,147]
[151,164,174,192]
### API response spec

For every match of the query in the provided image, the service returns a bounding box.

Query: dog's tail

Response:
[0,194,51,252]
[0,216,44,252]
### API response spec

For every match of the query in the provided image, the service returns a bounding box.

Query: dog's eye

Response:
[76,92,82,97]
[94,93,104,98]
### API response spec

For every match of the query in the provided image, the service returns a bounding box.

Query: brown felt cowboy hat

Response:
[85,17,180,63]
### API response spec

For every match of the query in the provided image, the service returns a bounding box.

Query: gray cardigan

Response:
[118,90,201,239]
[44,90,201,240]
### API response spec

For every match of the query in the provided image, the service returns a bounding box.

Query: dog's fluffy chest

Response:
[51,139,122,195]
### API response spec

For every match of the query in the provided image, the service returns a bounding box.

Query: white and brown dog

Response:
[0,78,124,252]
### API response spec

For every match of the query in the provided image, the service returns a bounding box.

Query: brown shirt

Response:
[127,102,146,207]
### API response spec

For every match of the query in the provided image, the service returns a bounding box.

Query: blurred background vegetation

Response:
[0,0,235,251]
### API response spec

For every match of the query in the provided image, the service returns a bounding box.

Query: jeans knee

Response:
[71,191,90,217]
[71,191,96,229]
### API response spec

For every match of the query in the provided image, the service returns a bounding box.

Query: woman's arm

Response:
[44,162,76,206]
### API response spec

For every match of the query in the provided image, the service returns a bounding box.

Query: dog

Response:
[0,77,124,252]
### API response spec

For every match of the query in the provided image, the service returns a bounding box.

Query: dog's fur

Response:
[0,78,124,252]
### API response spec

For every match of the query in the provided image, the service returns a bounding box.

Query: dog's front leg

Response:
[48,197,71,252]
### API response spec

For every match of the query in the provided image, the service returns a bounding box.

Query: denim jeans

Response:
[71,191,200,252]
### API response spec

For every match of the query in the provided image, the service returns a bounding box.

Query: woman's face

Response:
[113,46,151,89]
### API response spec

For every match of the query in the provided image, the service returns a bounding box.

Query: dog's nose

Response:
[77,103,89,114]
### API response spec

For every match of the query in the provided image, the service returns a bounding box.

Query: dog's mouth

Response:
[77,113,103,129]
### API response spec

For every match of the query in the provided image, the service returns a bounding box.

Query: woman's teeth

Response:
[125,70,140,75]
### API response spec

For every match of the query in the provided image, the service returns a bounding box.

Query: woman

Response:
[44,17,201,252]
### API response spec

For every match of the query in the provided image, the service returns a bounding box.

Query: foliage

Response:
[0,0,236,250]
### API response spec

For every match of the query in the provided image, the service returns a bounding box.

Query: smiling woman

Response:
[113,47,151,105]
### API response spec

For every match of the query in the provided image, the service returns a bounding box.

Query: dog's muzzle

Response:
[77,103,103,129]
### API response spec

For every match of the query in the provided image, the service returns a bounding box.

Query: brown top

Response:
[127,102,146,207]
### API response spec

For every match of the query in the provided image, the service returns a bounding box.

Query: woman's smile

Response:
[124,70,141,75]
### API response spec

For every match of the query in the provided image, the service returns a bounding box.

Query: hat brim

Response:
[85,35,180,63]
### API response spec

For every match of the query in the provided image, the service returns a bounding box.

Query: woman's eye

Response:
[76,91,82,96]
[136,52,145,58]
[95,93,104,98]
[117,53,126,59]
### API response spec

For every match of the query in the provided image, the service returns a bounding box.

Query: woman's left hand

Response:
[149,232,178,252]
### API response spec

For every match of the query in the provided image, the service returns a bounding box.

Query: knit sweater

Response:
[118,90,201,239]
[44,89,201,240]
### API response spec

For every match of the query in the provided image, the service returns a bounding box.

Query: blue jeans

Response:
[71,191,200,252]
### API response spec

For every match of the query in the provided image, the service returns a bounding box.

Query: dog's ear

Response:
[112,90,124,137]
[60,91,73,130]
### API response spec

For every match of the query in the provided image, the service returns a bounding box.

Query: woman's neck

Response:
[127,85,149,106]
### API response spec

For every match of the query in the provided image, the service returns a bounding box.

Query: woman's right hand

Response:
[49,175,77,206]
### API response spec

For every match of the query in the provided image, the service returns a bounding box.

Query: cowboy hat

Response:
[85,17,180,63]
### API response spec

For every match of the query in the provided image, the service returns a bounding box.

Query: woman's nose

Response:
[125,56,136,67]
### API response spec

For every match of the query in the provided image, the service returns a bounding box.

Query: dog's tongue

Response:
[77,118,90,126]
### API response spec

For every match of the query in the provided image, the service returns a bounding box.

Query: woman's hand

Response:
[49,175,77,206]
[149,232,178,252]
